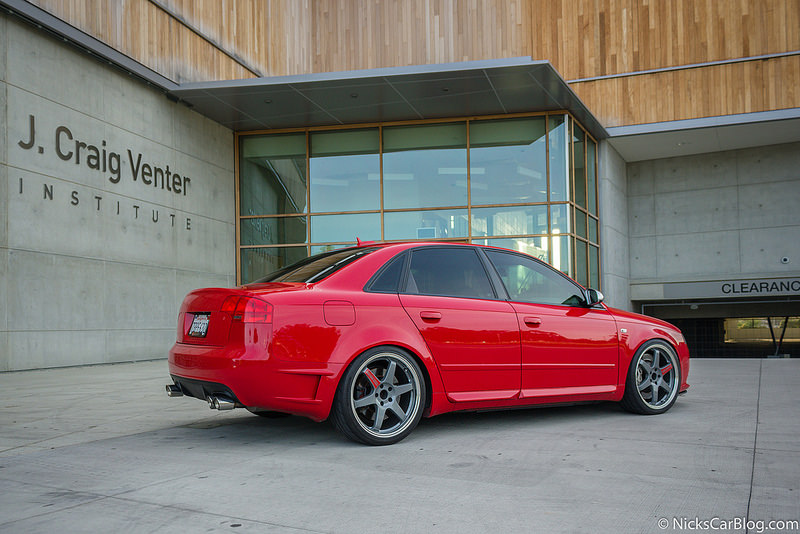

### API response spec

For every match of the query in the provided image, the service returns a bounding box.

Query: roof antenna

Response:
[356,237,376,246]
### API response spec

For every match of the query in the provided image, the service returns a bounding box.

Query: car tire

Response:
[331,346,426,445]
[621,340,681,415]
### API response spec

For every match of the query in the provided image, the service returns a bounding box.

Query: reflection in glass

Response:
[474,237,549,262]
[240,133,307,215]
[575,208,587,239]
[470,117,547,205]
[550,204,570,234]
[588,216,598,243]
[549,115,569,202]
[310,243,354,255]
[240,246,308,284]
[587,139,597,215]
[575,239,588,287]
[471,205,547,237]
[310,213,381,243]
[240,217,307,246]
[552,235,572,276]
[310,129,380,212]
[383,123,467,209]
[589,245,600,289]
[384,209,468,241]
[573,129,586,208]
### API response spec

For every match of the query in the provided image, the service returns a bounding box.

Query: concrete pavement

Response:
[0,359,798,533]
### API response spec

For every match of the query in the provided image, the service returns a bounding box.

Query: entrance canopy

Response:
[170,57,607,138]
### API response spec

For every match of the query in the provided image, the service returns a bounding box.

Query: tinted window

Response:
[366,253,406,293]
[257,247,377,283]
[405,248,495,299]
[485,249,584,306]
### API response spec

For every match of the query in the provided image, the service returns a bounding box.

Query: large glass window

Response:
[240,133,307,215]
[548,115,569,202]
[310,213,381,243]
[237,113,599,285]
[384,209,468,241]
[310,129,380,212]
[471,206,547,237]
[573,129,587,209]
[240,217,307,246]
[383,123,467,209]
[240,246,308,286]
[469,117,547,205]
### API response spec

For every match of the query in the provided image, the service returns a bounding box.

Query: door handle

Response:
[419,311,442,321]
[523,316,541,327]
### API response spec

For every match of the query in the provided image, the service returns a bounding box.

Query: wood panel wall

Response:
[534,0,800,80]
[28,0,253,82]
[26,0,800,127]
[572,55,800,127]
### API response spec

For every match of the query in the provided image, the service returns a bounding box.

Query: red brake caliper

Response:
[363,368,381,389]
[661,363,673,376]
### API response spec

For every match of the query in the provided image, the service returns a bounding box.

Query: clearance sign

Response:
[663,278,800,299]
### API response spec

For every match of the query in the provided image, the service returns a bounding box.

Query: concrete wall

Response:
[627,141,800,301]
[0,16,236,371]
[598,141,631,310]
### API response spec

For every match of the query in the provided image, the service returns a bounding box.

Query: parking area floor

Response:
[0,358,798,533]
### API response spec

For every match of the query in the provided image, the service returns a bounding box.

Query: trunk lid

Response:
[176,283,308,346]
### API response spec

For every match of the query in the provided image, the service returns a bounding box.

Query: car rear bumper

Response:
[168,342,343,421]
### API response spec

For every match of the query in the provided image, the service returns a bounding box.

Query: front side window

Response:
[485,249,584,306]
[405,248,495,300]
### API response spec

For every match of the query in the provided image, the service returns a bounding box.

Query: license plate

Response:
[188,314,210,337]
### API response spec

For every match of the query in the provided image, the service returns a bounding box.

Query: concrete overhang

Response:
[607,108,800,162]
[170,57,608,139]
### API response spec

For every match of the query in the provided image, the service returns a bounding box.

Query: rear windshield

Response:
[255,247,378,284]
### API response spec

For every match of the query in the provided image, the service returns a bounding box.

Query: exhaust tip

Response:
[207,395,236,411]
[166,384,184,397]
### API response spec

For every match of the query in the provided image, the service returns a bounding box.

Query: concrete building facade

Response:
[1,1,798,370]
[1,15,236,370]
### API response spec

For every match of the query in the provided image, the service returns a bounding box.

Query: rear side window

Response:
[366,253,406,293]
[485,249,584,306]
[405,248,495,299]
[257,247,377,283]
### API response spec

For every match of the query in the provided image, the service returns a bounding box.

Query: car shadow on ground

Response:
[170,400,648,447]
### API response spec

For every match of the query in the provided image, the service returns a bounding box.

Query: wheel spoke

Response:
[384,361,398,385]
[650,382,660,404]
[639,359,653,374]
[638,377,652,391]
[371,404,387,431]
[353,395,377,409]
[388,402,408,420]
[363,368,381,389]
[393,383,413,396]
[651,349,661,369]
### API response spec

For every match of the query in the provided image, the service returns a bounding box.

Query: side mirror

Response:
[585,288,604,306]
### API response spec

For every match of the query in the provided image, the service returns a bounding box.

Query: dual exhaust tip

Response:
[165,384,236,411]
[207,395,236,411]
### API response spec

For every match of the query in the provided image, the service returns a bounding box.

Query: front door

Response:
[483,249,618,399]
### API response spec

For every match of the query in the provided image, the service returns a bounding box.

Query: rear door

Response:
[398,247,521,402]
[483,249,619,399]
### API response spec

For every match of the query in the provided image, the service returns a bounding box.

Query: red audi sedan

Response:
[167,242,689,445]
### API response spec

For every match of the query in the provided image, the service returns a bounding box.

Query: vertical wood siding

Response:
[27,0,800,126]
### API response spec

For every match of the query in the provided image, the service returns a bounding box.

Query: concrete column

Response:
[1,14,9,370]
[598,140,631,310]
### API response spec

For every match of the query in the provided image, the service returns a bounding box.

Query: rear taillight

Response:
[221,296,273,323]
